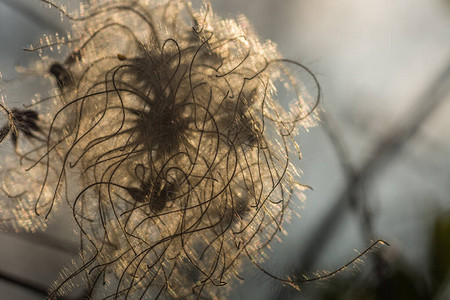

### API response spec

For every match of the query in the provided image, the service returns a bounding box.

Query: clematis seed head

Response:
[1,0,319,298]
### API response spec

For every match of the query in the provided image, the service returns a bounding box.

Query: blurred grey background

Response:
[1,0,450,299]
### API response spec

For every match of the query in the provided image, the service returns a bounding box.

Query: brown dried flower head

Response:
[0,0,319,298]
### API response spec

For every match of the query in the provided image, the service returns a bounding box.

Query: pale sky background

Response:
[0,0,450,299]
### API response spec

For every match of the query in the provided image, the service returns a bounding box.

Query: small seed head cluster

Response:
[0,0,318,298]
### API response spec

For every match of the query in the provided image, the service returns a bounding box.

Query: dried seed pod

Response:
[49,63,74,90]
[1,0,319,298]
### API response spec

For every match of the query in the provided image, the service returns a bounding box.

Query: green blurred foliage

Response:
[315,212,450,300]
[430,212,450,289]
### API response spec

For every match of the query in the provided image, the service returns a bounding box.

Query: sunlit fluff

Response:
[0,0,319,298]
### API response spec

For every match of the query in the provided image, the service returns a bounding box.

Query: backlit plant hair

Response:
[0,0,321,298]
